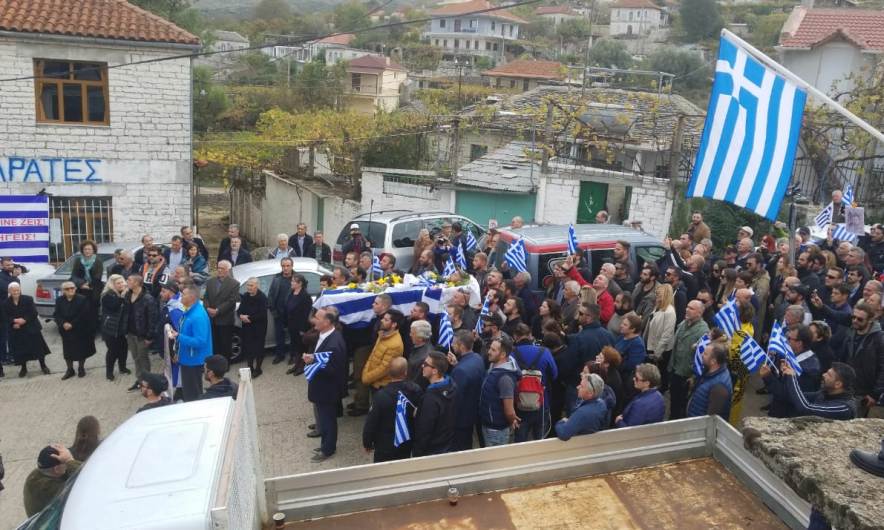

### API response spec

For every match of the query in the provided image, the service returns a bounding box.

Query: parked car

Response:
[33,241,148,318]
[8,262,57,302]
[495,224,666,295]
[333,210,486,271]
[16,398,254,530]
[230,258,332,354]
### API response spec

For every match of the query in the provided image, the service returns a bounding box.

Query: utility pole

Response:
[668,114,685,200]
[540,103,554,174]
[582,0,597,97]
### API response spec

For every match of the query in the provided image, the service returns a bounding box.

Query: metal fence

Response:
[48,196,113,261]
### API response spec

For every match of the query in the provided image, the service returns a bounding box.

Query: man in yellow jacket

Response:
[362,310,405,392]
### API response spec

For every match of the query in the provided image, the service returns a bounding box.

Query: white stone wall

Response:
[626,176,672,239]
[361,169,456,213]
[0,36,193,243]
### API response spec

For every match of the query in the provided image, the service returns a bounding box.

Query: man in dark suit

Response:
[218,237,252,267]
[203,261,241,360]
[305,306,348,462]
[312,231,332,263]
[289,223,315,258]
[217,224,250,264]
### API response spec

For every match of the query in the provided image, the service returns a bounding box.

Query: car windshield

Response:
[20,464,83,529]
[336,222,387,249]
[54,253,116,275]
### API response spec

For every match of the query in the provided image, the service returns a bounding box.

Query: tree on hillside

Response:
[746,13,789,50]
[130,0,204,36]
[556,18,593,46]
[333,1,370,32]
[587,39,632,69]
[679,0,723,42]
[254,0,291,21]
[228,52,280,86]
[642,47,709,90]
[193,66,230,133]
[294,60,347,111]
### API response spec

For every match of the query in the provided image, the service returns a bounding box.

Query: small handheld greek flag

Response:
[394,391,413,447]
[783,348,804,376]
[843,184,855,207]
[438,309,454,350]
[371,255,384,277]
[739,334,768,373]
[505,238,527,273]
[304,351,331,381]
[714,298,740,337]
[475,294,492,335]
[814,202,833,231]
[693,334,711,377]
[567,224,579,255]
[832,224,858,244]
[686,34,807,221]
[442,256,456,277]
[454,241,468,269]
[768,322,801,375]
[465,230,478,252]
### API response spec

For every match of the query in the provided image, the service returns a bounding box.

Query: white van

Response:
[17,389,264,530]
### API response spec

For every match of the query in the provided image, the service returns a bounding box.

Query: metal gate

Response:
[49,196,113,262]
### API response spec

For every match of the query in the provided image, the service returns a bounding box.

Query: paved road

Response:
[0,324,369,528]
[0,322,769,528]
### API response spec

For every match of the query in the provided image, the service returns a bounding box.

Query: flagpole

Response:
[721,29,884,145]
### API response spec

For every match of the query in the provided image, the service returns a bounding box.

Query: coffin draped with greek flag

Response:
[687,34,807,221]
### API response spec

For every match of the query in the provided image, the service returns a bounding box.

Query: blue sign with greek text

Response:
[0,157,103,183]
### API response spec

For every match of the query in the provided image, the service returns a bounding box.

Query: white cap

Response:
[350,223,360,230]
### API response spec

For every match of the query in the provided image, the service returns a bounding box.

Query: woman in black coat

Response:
[285,274,313,376]
[4,282,51,377]
[54,281,96,380]
[70,239,104,328]
[100,274,130,381]
[237,277,269,378]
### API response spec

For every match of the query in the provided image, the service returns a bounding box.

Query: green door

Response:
[456,191,536,227]
[577,181,609,223]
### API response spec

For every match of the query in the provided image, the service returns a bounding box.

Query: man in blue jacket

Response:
[555,373,608,441]
[304,307,348,462]
[168,285,213,402]
[448,329,485,451]
[568,303,615,369]
[687,342,732,419]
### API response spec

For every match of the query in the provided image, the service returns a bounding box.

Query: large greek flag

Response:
[687,34,807,221]
[0,195,50,263]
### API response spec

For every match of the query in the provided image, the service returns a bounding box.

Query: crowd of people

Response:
[2,195,884,521]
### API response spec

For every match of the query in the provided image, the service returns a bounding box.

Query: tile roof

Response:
[348,54,406,71]
[0,0,200,45]
[214,30,248,44]
[611,0,663,10]
[779,7,884,52]
[483,59,565,80]
[457,141,540,192]
[316,33,356,46]
[535,5,580,16]
[466,85,705,150]
[430,0,528,24]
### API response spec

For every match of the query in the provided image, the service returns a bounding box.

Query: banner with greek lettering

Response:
[0,195,49,263]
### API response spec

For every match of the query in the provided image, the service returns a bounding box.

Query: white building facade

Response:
[424,0,526,60]
[609,0,667,37]
[0,1,198,260]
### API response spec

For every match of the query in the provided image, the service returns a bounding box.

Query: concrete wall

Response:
[779,41,874,97]
[361,168,456,212]
[610,8,665,36]
[230,171,359,248]
[536,165,673,239]
[0,36,192,243]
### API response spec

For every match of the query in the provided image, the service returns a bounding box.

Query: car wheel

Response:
[231,330,242,357]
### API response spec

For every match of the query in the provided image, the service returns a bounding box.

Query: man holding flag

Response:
[760,324,821,418]
[304,307,348,463]
[362,357,422,463]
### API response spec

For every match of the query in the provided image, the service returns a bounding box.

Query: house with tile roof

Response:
[609,0,668,37]
[423,0,527,61]
[482,59,566,91]
[0,0,200,259]
[345,55,408,114]
[777,6,884,96]
[535,5,584,26]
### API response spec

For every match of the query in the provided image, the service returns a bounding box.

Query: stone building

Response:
[0,0,199,260]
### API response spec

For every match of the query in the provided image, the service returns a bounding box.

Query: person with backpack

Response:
[511,324,558,442]
[479,336,521,447]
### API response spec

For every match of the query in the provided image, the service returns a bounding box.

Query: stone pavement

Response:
[0,324,369,528]
[0,323,770,528]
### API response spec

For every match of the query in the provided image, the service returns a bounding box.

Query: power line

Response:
[0,0,545,84]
